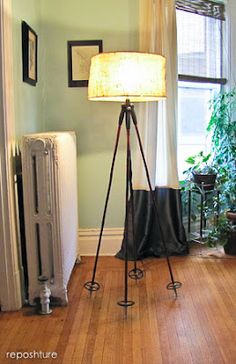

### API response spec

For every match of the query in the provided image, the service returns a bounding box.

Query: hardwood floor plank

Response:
[92,271,119,364]
[0,254,235,364]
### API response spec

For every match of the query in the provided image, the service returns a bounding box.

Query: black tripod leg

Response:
[84,121,123,292]
[118,110,134,307]
[128,152,144,280]
[131,109,181,297]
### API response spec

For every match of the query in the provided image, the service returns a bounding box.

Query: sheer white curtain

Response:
[133,0,179,189]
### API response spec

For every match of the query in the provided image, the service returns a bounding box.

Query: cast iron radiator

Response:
[22,132,78,305]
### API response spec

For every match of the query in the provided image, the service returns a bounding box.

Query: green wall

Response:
[12,0,139,229]
[40,0,139,228]
[12,0,43,139]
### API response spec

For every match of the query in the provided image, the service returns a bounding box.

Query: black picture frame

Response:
[67,40,103,87]
[22,21,38,86]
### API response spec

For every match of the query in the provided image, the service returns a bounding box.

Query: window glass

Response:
[177,10,222,79]
[178,82,220,180]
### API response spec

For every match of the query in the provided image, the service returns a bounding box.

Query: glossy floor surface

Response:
[0,251,236,363]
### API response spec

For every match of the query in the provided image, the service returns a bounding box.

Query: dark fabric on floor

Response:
[116,187,188,260]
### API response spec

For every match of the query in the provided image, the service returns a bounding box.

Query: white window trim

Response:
[0,0,22,311]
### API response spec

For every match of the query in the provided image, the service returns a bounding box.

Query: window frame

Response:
[176,2,226,85]
[176,1,226,180]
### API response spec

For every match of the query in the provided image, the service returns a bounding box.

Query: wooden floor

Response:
[0,252,236,364]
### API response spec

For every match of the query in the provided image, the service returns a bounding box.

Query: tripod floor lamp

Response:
[84,52,182,307]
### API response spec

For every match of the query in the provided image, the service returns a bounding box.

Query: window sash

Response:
[178,74,226,84]
[176,5,225,83]
[176,0,225,21]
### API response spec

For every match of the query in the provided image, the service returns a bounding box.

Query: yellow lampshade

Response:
[88,52,166,102]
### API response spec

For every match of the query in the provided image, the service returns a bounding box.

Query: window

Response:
[178,81,220,178]
[176,0,226,179]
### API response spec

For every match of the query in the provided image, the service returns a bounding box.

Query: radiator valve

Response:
[38,275,52,315]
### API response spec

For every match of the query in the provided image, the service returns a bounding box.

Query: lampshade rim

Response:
[88,95,166,102]
[91,51,165,58]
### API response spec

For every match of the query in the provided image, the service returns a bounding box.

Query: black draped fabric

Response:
[116,187,188,260]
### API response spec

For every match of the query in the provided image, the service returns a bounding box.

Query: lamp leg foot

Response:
[117,300,135,307]
[128,267,144,280]
[166,281,182,297]
[84,281,100,292]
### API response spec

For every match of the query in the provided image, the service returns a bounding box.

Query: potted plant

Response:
[206,88,236,254]
[207,215,231,247]
[224,214,236,254]
[206,213,236,254]
[184,150,217,189]
[218,175,236,254]
[181,151,217,232]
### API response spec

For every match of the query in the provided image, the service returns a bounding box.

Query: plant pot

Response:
[226,210,236,224]
[224,230,236,255]
[224,211,236,255]
[192,173,217,190]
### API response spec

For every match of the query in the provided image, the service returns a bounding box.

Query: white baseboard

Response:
[78,227,124,256]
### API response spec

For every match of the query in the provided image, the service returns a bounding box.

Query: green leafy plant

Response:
[183,151,216,180]
[205,88,236,249]
[206,215,231,247]
[181,151,217,225]
[181,181,203,222]
[181,89,236,249]
[208,88,236,212]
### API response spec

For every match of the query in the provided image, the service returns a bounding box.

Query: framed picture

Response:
[67,40,103,87]
[22,21,38,86]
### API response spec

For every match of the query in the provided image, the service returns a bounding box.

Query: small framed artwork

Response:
[22,21,38,86]
[67,40,103,87]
